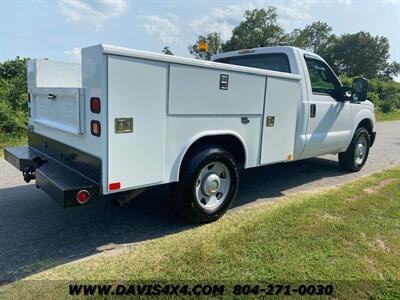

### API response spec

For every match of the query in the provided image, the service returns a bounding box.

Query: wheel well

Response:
[357,118,373,134]
[181,135,246,169]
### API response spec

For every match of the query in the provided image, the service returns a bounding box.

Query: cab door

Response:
[301,56,351,158]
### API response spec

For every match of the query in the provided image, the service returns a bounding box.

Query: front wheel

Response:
[171,147,239,223]
[338,127,370,172]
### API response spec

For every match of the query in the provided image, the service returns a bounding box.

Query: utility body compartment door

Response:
[107,55,167,191]
[260,77,300,164]
[31,87,85,135]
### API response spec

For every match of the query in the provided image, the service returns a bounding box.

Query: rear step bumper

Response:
[4,146,45,175]
[4,134,101,208]
[35,161,100,208]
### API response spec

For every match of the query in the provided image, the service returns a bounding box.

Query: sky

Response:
[0,0,399,69]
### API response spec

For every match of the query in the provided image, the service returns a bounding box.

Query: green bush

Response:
[340,75,400,113]
[0,57,28,135]
[0,100,27,133]
[366,91,381,108]
[339,75,352,87]
[380,96,396,113]
[368,77,400,112]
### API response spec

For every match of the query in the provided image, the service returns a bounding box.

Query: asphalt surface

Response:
[0,121,399,284]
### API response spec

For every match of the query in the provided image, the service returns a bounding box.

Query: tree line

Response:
[187,6,399,80]
[184,6,400,113]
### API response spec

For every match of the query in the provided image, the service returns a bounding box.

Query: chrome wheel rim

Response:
[354,135,367,165]
[195,162,231,210]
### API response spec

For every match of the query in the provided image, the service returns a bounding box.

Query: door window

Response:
[305,57,340,98]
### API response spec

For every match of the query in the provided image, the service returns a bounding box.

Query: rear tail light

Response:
[90,97,101,113]
[76,190,90,204]
[91,120,101,137]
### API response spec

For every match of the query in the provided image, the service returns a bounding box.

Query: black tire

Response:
[171,146,239,223]
[338,127,370,172]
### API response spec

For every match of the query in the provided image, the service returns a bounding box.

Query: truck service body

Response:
[5,44,376,222]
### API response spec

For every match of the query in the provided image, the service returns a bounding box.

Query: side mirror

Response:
[351,77,368,102]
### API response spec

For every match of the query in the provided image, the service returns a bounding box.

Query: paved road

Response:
[0,121,399,284]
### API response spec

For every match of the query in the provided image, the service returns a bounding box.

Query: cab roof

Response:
[212,46,323,62]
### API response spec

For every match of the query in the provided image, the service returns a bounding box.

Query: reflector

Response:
[91,120,101,137]
[76,190,90,204]
[109,182,121,191]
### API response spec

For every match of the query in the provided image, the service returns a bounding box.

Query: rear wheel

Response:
[338,127,370,172]
[172,146,239,223]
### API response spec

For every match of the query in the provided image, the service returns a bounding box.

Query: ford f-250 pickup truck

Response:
[4,44,376,223]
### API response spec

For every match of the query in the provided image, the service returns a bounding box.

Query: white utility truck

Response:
[5,44,376,223]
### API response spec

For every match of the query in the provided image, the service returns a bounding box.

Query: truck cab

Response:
[5,44,376,223]
[213,46,376,160]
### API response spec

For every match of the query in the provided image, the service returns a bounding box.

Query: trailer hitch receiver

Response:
[23,167,36,183]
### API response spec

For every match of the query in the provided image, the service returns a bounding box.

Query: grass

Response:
[0,133,26,158]
[375,109,400,122]
[1,167,400,299]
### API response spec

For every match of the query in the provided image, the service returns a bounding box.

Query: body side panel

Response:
[107,55,167,192]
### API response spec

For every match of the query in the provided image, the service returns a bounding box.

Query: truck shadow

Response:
[0,156,346,285]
